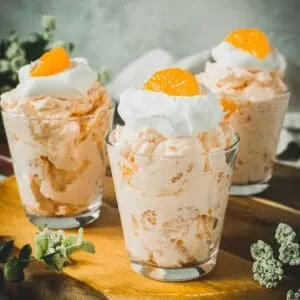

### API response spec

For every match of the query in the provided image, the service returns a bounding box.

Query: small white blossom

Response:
[8,31,18,43]
[0,59,10,72]
[10,55,26,71]
[42,15,56,31]
[5,42,21,59]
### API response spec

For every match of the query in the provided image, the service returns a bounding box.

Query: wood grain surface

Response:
[0,174,299,299]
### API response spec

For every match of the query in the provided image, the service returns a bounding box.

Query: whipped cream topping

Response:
[16,58,97,100]
[118,87,224,137]
[212,41,283,72]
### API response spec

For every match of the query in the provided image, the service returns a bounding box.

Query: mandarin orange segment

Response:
[221,98,240,119]
[119,163,133,184]
[31,47,71,77]
[225,28,271,59]
[143,68,200,96]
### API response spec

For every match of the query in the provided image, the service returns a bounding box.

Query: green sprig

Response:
[0,240,14,263]
[2,244,32,282]
[34,227,95,272]
[0,227,95,282]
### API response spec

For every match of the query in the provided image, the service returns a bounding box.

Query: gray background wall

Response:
[1,0,300,109]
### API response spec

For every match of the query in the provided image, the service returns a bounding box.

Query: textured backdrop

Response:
[1,0,300,109]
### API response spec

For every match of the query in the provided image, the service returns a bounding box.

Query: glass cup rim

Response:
[0,104,115,121]
[105,130,240,159]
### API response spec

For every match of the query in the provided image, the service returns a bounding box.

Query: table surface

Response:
[0,164,299,299]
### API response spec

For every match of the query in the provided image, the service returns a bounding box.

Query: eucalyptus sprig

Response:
[250,223,300,299]
[0,227,95,283]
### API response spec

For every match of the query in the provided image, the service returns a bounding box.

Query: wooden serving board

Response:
[0,171,299,299]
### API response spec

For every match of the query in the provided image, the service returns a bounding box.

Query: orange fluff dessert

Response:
[1,48,112,227]
[198,28,289,193]
[106,68,239,280]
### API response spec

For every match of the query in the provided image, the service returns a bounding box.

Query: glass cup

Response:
[1,107,113,229]
[106,132,239,281]
[227,91,290,195]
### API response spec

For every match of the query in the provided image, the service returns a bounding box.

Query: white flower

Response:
[5,42,21,59]
[10,55,26,71]
[42,15,56,31]
[0,59,10,72]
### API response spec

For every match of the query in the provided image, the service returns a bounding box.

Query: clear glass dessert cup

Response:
[106,132,239,281]
[227,91,290,196]
[1,107,113,229]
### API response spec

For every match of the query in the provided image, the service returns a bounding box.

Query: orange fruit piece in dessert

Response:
[31,47,71,77]
[144,68,200,96]
[119,163,133,184]
[225,28,271,59]
[221,98,240,119]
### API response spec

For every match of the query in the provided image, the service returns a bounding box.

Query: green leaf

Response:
[34,235,49,260]
[63,230,83,255]
[80,241,96,254]
[63,235,78,248]
[59,245,67,259]
[0,240,14,263]
[18,244,32,268]
[65,245,80,256]
[43,253,64,272]
[4,257,24,282]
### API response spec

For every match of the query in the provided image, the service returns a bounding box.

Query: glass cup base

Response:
[26,202,101,229]
[230,177,270,196]
[130,252,217,281]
